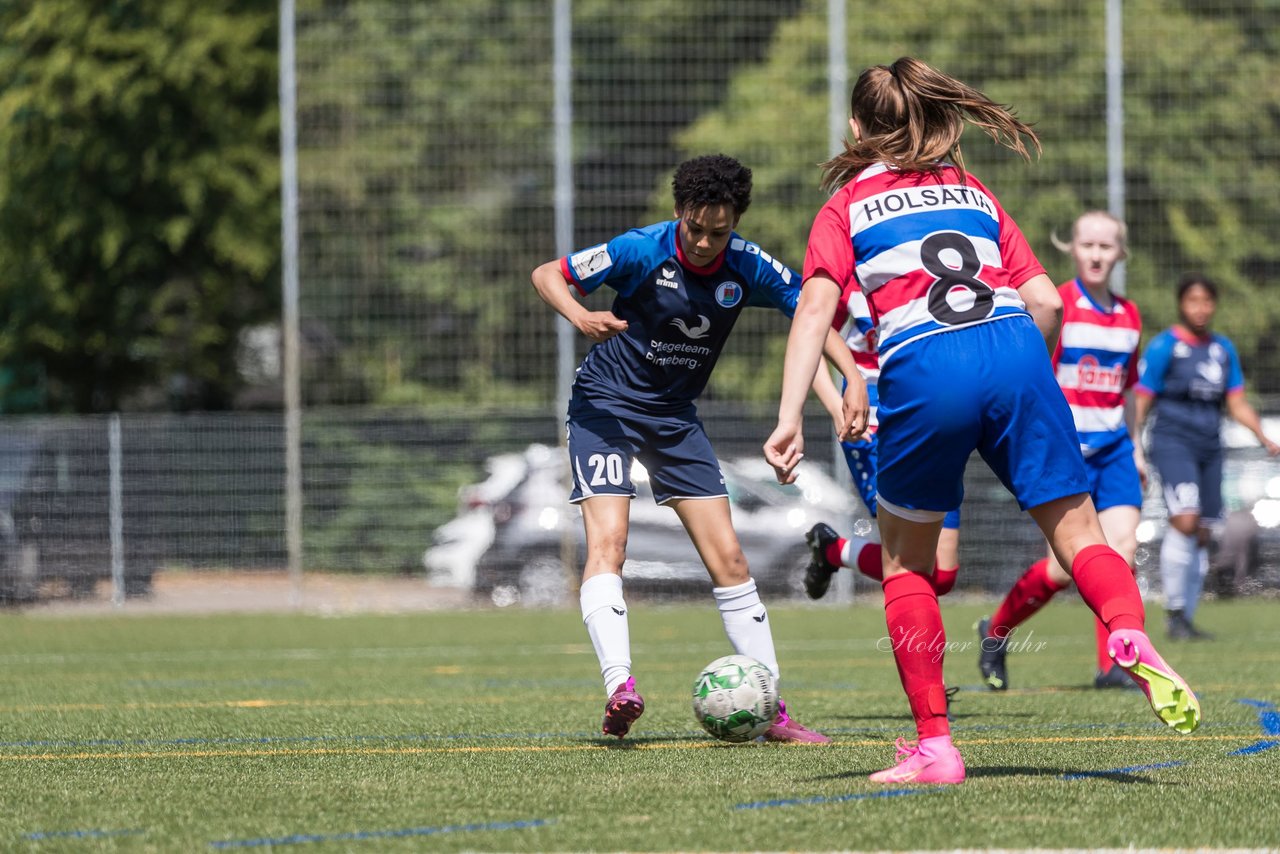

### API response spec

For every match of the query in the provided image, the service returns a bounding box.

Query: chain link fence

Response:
[4,0,1280,606]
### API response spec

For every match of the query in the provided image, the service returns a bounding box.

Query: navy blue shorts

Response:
[875,317,1090,519]
[1148,432,1223,520]
[565,396,726,505]
[1084,437,1144,512]
[841,434,960,528]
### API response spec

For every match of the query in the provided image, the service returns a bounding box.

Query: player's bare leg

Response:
[580,496,644,738]
[675,497,829,744]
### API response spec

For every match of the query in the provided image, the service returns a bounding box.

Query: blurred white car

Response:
[425,443,865,605]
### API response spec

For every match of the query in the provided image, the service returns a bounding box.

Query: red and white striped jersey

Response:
[804,163,1044,364]
[1051,279,1142,456]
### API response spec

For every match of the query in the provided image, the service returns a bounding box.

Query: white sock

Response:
[838,534,875,568]
[580,574,631,696]
[1184,546,1209,622]
[1160,529,1196,611]
[713,578,780,680]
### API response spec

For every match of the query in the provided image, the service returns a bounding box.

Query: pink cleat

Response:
[601,677,644,738]
[868,738,966,784]
[763,699,831,744]
[1107,629,1201,734]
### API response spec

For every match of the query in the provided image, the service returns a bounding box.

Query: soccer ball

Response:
[691,654,779,742]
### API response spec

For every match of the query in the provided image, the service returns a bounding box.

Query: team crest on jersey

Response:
[569,244,612,280]
[715,281,743,308]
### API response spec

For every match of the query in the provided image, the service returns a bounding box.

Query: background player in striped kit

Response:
[532,154,861,743]
[1135,273,1280,639]
[977,211,1148,691]
[765,57,1201,784]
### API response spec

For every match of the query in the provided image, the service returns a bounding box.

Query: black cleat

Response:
[803,523,842,600]
[976,617,1009,691]
[1093,665,1134,689]
[1179,614,1215,641]
[1165,610,1192,641]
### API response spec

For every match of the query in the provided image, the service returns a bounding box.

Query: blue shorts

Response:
[565,396,726,505]
[875,317,1089,519]
[1084,437,1143,512]
[841,434,961,528]
[1148,432,1223,521]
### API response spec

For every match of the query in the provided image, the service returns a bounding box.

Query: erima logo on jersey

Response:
[715,282,743,308]
[569,245,612,280]
[670,315,711,338]
[656,266,679,289]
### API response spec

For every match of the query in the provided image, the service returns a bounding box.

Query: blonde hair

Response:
[820,57,1040,194]
[1050,210,1129,255]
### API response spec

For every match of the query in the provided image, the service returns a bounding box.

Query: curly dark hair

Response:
[671,154,752,216]
[1177,271,1218,303]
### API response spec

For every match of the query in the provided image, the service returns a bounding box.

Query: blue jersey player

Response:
[531,154,859,743]
[1134,273,1279,639]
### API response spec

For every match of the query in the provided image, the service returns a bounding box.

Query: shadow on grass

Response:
[590,734,718,748]
[806,766,1169,784]
[832,711,1036,723]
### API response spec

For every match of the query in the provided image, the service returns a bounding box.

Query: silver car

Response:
[430,444,865,606]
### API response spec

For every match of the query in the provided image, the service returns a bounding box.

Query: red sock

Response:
[932,566,958,596]
[1094,617,1112,671]
[854,541,883,581]
[988,559,1068,639]
[882,572,950,740]
[1071,544,1144,633]
[826,539,848,571]
[856,543,956,595]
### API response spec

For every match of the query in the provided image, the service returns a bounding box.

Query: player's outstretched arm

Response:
[821,328,868,441]
[1226,392,1280,456]
[765,275,842,483]
[531,260,628,343]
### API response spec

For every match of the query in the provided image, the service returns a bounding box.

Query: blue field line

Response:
[1059,761,1185,780]
[735,788,938,810]
[1228,739,1279,756]
[1227,698,1280,756]
[1236,698,1280,736]
[207,818,550,849]
[124,679,309,689]
[25,828,145,841]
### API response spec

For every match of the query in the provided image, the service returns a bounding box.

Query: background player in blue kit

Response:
[530,154,861,742]
[802,289,962,602]
[1135,273,1279,639]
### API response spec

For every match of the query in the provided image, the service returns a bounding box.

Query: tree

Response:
[674,0,1280,398]
[292,0,803,406]
[0,0,280,412]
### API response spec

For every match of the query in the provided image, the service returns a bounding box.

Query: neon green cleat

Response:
[1107,629,1202,734]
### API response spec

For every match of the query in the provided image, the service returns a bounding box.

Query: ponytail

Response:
[820,57,1040,193]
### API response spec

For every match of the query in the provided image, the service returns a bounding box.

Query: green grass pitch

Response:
[1,598,1278,850]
